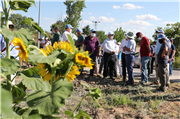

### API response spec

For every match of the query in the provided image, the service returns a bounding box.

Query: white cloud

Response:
[161,21,177,24]
[108,13,111,15]
[136,14,161,21]
[0,6,3,12]
[90,16,115,22]
[51,22,55,25]
[44,17,54,21]
[113,5,120,9]
[81,12,84,15]
[80,20,93,25]
[122,3,144,9]
[89,12,92,15]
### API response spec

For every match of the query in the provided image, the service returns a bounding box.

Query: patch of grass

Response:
[148,96,163,113]
[173,56,180,68]
[108,94,134,107]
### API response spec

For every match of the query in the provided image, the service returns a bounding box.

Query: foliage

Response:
[82,25,91,36]
[96,30,107,44]
[50,20,66,36]
[114,27,125,43]
[9,13,35,31]
[63,0,86,33]
[1,0,98,118]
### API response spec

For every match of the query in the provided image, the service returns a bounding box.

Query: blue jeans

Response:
[125,55,135,84]
[141,56,150,82]
[169,61,173,75]
[90,54,96,76]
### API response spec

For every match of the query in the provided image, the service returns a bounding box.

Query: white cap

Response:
[39,35,45,40]
[8,21,14,26]
[108,31,114,35]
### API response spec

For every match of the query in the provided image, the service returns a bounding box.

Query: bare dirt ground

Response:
[1,67,180,119]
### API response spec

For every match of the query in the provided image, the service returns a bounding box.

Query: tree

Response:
[114,27,125,43]
[63,0,86,33]
[82,25,90,36]
[50,20,66,36]
[9,13,35,31]
[96,30,107,44]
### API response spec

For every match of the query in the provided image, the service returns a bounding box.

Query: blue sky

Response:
[2,1,179,40]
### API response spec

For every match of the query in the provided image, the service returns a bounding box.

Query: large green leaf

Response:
[75,110,92,119]
[67,34,75,51]
[12,82,26,103]
[28,51,60,64]
[1,88,14,117]
[20,73,51,92]
[27,79,73,115]
[9,0,36,12]
[22,67,40,77]
[1,58,20,76]
[1,26,33,43]
[19,18,48,37]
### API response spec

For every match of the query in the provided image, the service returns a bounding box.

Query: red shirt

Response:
[140,36,150,57]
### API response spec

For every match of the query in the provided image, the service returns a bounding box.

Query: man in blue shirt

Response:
[123,31,136,85]
[169,39,176,76]
[154,29,171,85]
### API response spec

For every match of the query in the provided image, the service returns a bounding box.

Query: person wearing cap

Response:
[52,27,61,46]
[103,31,119,80]
[136,32,151,85]
[154,29,171,85]
[150,41,157,74]
[168,39,176,76]
[62,24,73,43]
[123,31,136,85]
[156,34,170,92]
[117,42,122,77]
[120,32,129,82]
[83,29,100,78]
[38,35,45,48]
[75,29,85,50]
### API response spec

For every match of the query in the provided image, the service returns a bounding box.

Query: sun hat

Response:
[76,29,81,32]
[157,34,166,40]
[66,24,73,29]
[90,29,96,32]
[156,29,164,34]
[108,31,114,35]
[136,32,142,38]
[8,21,14,26]
[127,31,134,39]
[117,42,121,45]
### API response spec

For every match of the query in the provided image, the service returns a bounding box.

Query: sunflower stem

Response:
[28,45,46,56]
[64,62,74,80]
[0,51,5,58]
[51,67,56,84]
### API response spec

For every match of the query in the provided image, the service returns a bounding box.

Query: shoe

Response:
[110,77,115,80]
[139,80,148,85]
[123,78,126,82]
[156,87,166,92]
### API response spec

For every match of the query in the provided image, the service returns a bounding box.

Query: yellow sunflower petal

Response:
[43,73,52,81]
[53,42,58,49]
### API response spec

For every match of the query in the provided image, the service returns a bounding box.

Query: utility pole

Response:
[37,0,41,48]
[92,21,100,31]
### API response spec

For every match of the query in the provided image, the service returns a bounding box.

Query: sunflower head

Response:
[12,37,28,63]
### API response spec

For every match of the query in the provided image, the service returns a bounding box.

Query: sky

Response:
[1,0,179,40]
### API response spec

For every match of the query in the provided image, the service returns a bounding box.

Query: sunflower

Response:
[12,37,28,62]
[58,41,74,53]
[65,65,80,82]
[75,53,94,69]
[35,63,59,82]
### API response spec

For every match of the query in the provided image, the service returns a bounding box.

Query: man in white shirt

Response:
[120,32,129,82]
[103,31,119,80]
[123,31,136,85]
[62,24,73,43]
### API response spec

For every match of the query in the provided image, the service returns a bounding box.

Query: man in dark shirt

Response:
[136,32,151,85]
[52,27,61,46]
[75,29,85,50]
[169,39,176,76]
[157,34,170,92]
[83,29,100,78]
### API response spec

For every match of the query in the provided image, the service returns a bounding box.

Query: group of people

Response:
[1,21,176,92]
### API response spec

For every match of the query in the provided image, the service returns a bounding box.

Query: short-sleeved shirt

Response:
[158,42,170,64]
[155,37,171,55]
[125,38,136,55]
[83,35,100,55]
[52,32,61,45]
[76,35,85,48]
[169,44,175,58]
[140,36,150,57]
[62,31,70,42]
